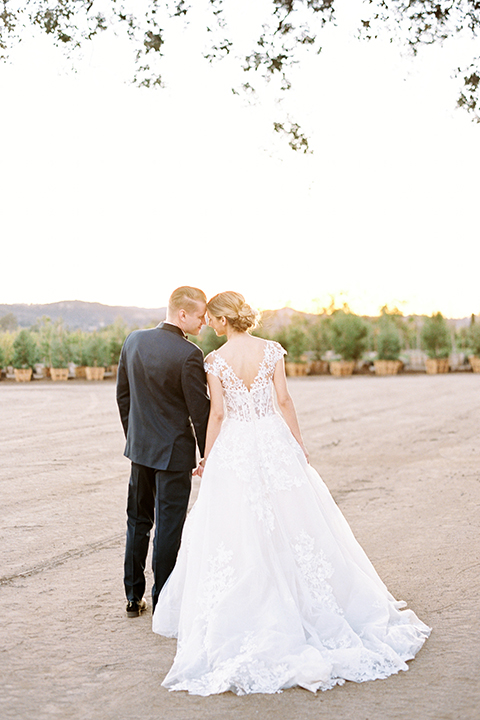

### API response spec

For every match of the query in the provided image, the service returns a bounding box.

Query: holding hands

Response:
[193,458,206,478]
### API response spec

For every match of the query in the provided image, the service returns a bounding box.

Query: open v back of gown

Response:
[152,340,430,695]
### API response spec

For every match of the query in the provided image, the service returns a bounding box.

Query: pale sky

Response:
[1,3,479,318]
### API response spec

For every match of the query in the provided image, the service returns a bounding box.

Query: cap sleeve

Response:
[204,351,223,379]
[270,340,287,363]
[263,340,287,375]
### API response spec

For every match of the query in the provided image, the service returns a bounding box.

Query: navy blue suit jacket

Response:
[116,322,210,471]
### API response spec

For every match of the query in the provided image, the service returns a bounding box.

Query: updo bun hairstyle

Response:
[207,292,258,332]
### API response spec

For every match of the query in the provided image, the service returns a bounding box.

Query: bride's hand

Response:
[193,458,206,477]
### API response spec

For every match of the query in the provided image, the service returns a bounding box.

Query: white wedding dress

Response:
[152,341,430,695]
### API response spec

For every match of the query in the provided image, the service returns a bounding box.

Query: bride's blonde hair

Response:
[207,292,258,332]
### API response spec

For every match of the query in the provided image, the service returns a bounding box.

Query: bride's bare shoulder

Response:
[216,335,268,362]
[248,335,269,349]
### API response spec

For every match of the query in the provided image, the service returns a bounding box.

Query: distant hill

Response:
[0,301,314,334]
[0,300,473,333]
[0,300,167,331]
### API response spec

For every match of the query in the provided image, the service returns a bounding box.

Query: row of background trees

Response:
[1,307,479,374]
[0,317,128,373]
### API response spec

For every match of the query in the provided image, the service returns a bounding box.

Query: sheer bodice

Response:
[204,340,286,423]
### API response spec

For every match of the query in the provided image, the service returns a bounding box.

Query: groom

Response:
[116,286,210,617]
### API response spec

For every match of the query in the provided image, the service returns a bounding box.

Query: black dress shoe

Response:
[126,599,147,617]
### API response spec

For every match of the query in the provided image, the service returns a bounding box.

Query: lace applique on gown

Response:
[152,340,430,696]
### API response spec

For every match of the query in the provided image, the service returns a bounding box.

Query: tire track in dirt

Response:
[0,532,123,585]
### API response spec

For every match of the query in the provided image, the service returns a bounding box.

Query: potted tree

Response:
[330,311,368,377]
[0,331,15,379]
[36,316,55,379]
[467,321,480,372]
[36,318,72,380]
[306,315,331,375]
[49,332,72,381]
[421,312,452,374]
[84,333,109,380]
[374,322,403,376]
[282,318,309,376]
[69,330,89,378]
[12,329,38,382]
[105,321,129,378]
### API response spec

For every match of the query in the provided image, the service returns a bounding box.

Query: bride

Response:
[152,291,430,695]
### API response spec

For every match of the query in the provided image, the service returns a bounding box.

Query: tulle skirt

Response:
[152,413,430,695]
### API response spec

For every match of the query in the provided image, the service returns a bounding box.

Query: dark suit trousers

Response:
[124,462,191,610]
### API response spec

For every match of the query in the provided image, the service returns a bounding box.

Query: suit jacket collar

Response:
[158,321,187,339]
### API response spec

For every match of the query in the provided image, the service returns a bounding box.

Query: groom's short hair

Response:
[169,286,207,314]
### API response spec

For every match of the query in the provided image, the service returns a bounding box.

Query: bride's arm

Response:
[273,358,309,463]
[195,373,224,476]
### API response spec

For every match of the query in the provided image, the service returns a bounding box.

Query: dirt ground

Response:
[1,373,479,720]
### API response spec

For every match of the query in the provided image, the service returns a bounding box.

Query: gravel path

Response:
[1,374,479,720]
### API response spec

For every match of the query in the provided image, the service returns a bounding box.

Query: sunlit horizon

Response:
[1,294,476,320]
